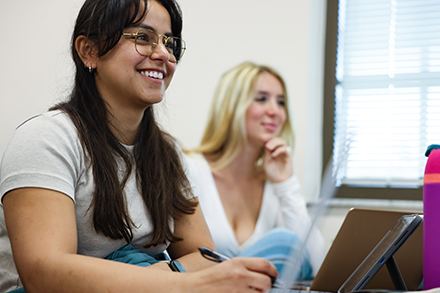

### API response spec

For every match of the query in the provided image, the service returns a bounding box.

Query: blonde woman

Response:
[186,62,326,280]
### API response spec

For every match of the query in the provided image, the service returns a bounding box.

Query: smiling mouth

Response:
[263,123,277,132]
[140,70,164,80]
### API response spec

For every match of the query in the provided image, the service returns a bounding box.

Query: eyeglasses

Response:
[122,28,186,63]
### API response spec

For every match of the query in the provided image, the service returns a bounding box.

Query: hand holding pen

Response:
[199,246,285,289]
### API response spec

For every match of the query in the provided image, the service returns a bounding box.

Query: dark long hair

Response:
[50,0,196,247]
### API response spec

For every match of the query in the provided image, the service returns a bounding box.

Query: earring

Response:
[84,61,93,73]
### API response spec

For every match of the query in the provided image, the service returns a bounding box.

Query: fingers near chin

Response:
[265,137,288,152]
[269,146,291,158]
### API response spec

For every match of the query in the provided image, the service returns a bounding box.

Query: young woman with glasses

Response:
[0,1,277,292]
[186,62,327,281]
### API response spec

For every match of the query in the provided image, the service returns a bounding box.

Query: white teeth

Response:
[141,71,164,80]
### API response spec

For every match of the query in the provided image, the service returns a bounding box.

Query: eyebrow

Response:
[136,23,173,37]
[256,90,285,99]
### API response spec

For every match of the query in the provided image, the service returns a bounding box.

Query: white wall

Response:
[0,1,81,170]
[0,0,326,203]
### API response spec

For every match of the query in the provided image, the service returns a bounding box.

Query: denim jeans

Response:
[238,227,313,281]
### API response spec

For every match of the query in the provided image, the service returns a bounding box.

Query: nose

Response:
[150,38,172,63]
[266,99,278,116]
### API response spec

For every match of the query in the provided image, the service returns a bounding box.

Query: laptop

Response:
[274,208,423,293]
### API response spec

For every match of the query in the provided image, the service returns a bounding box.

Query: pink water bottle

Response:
[423,145,440,289]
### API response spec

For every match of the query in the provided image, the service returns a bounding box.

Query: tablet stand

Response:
[385,256,407,291]
[346,256,408,292]
[340,256,409,293]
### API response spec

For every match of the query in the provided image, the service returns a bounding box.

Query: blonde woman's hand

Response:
[187,257,277,293]
[264,137,293,183]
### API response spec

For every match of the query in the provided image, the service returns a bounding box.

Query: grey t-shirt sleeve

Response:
[0,111,83,203]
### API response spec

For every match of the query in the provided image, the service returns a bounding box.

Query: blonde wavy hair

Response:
[189,62,294,171]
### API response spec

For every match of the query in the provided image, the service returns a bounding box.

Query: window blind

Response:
[334,0,440,188]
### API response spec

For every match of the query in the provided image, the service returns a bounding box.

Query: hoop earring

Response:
[84,61,93,73]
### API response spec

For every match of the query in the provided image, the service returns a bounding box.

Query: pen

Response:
[198,246,285,289]
[198,246,230,262]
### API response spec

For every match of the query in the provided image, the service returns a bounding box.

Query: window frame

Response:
[322,0,423,201]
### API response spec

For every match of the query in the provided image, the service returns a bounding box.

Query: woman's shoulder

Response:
[183,152,213,183]
[4,109,82,163]
[16,110,76,136]
[1,110,85,202]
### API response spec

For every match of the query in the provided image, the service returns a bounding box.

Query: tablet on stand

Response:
[338,214,423,293]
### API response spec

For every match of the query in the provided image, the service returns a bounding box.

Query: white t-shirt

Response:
[185,153,327,276]
[0,110,184,291]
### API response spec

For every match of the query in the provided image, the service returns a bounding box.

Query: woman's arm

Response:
[4,188,276,292]
[264,137,327,275]
[166,199,217,272]
[263,137,311,233]
[271,177,327,276]
[3,187,180,292]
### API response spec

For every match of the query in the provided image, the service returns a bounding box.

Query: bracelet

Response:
[168,260,186,273]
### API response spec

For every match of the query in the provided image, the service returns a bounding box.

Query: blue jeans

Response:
[238,227,313,281]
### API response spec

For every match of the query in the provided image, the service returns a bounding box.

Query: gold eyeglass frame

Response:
[122,28,186,63]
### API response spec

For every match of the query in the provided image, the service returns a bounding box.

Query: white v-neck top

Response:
[185,153,327,276]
